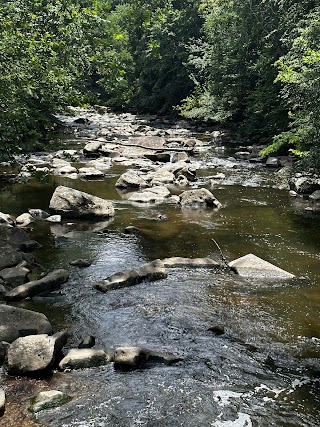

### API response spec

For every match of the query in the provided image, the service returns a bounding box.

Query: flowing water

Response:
[0,112,319,426]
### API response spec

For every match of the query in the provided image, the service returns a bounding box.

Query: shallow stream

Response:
[0,112,319,426]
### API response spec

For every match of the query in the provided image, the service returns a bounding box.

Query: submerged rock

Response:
[78,336,96,349]
[49,186,115,219]
[29,390,72,413]
[6,331,69,375]
[95,259,167,292]
[162,257,220,268]
[0,305,52,343]
[69,259,92,268]
[228,254,295,279]
[114,346,182,370]
[59,348,111,370]
[4,269,69,301]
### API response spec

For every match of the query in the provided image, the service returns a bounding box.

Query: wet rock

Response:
[208,325,225,336]
[228,253,295,279]
[0,388,5,416]
[266,157,281,167]
[127,136,167,149]
[19,240,42,252]
[0,305,52,343]
[6,331,69,375]
[29,390,72,413]
[114,346,182,370]
[0,341,9,365]
[235,151,250,160]
[290,176,320,195]
[123,226,140,235]
[87,158,112,171]
[95,259,167,292]
[128,186,171,204]
[98,146,121,158]
[15,213,34,227]
[83,141,103,157]
[78,336,95,349]
[162,257,220,268]
[0,212,14,227]
[69,259,92,268]
[115,170,149,189]
[46,215,62,223]
[179,189,222,209]
[49,186,115,219]
[150,169,175,186]
[289,190,298,197]
[59,348,110,370]
[55,165,78,176]
[52,158,71,169]
[0,261,30,286]
[171,152,189,163]
[309,190,320,201]
[144,152,171,162]
[78,167,105,180]
[4,268,69,302]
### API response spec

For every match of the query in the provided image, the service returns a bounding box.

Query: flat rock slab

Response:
[95,259,167,293]
[228,254,295,279]
[162,257,220,268]
[0,305,52,343]
[29,390,71,413]
[59,348,110,370]
[49,185,115,218]
[4,269,69,302]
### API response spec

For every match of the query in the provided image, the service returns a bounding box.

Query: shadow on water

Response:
[0,137,319,426]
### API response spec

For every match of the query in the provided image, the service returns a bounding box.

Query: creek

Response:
[0,110,319,426]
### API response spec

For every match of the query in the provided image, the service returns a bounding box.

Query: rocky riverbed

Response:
[0,107,319,426]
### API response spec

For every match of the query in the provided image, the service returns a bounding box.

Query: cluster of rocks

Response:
[289,173,320,202]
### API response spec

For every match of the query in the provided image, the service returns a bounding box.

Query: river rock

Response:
[83,141,103,157]
[123,226,140,235]
[128,186,171,204]
[0,261,30,286]
[0,305,52,343]
[144,152,171,162]
[55,165,78,176]
[228,254,295,279]
[309,190,320,201]
[150,170,175,186]
[69,259,92,268]
[171,152,189,163]
[115,170,149,189]
[0,388,5,416]
[114,346,182,370]
[95,259,167,292]
[266,157,281,167]
[59,348,110,370]
[0,212,14,226]
[6,331,69,375]
[78,336,95,349]
[0,341,9,365]
[78,167,105,179]
[290,176,320,195]
[28,209,50,220]
[87,158,112,171]
[162,257,220,268]
[49,186,115,218]
[29,390,72,413]
[4,269,69,302]
[46,215,62,223]
[15,213,34,227]
[179,189,222,209]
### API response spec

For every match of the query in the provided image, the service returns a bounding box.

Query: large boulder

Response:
[59,348,111,370]
[4,269,69,302]
[95,259,167,293]
[114,346,182,370]
[179,189,222,209]
[49,186,115,219]
[6,331,69,375]
[0,305,52,343]
[228,254,295,279]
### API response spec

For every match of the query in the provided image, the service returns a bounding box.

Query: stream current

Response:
[0,110,319,426]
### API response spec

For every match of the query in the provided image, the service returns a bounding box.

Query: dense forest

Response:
[0,0,319,170]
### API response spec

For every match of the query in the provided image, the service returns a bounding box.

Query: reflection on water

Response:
[0,139,319,426]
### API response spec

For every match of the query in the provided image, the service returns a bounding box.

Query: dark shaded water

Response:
[0,117,319,426]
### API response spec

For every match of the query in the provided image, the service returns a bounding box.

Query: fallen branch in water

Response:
[211,238,229,268]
